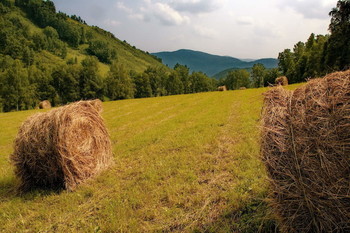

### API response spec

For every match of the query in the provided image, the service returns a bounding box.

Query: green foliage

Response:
[251,64,266,88]
[189,71,216,93]
[105,62,134,100]
[51,64,80,104]
[224,69,250,90]
[87,40,117,64]
[0,60,36,111]
[144,66,168,97]
[264,68,281,86]
[325,0,350,70]
[167,71,184,95]
[174,63,190,93]
[80,56,104,100]
[133,72,153,98]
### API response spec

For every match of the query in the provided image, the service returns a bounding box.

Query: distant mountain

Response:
[152,49,278,78]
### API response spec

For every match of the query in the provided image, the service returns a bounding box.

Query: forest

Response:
[0,0,349,112]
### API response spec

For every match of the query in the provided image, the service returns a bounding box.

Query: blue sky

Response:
[52,0,337,59]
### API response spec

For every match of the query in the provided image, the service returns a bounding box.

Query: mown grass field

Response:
[0,85,301,232]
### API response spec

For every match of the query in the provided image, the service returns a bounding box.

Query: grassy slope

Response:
[9,7,166,77]
[0,85,301,232]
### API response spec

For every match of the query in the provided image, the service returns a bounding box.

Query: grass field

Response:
[0,85,301,232]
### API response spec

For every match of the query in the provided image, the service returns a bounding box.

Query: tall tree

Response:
[134,72,152,98]
[326,0,350,71]
[105,62,134,100]
[174,64,190,94]
[251,64,266,88]
[166,71,184,95]
[0,60,36,111]
[80,56,104,100]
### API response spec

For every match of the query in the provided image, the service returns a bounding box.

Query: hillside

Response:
[0,0,164,73]
[1,0,217,113]
[0,85,302,232]
[152,49,278,77]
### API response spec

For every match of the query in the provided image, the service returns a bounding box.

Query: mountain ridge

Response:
[152,49,278,78]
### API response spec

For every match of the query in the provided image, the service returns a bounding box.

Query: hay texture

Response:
[218,85,227,91]
[11,99,113,191]
[39,100,51,109]
[275,76,288,86]
[261,70,350,232]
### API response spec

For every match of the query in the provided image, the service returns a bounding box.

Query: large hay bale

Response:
[217,85,227,91]
[275,76,288,86]
[38,100,51,109]
[261,70,350,232]
[11,99,113,191]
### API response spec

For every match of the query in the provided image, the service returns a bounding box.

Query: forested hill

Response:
[1,0,164,71]
[152,49,278,77]
[0,0,219,112]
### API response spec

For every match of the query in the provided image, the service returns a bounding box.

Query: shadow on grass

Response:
[193,199,280,233]
[0,176,63,202]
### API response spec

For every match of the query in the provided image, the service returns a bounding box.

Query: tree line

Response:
[0,54,217,112]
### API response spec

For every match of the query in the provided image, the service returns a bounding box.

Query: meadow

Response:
[0,85,300,232]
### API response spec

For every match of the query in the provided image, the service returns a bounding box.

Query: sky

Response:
[52,0,338,59]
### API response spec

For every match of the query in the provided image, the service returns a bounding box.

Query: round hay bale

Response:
[275,76,288,86]
[11,99,113,191]
[239,87,246,90]
[217,85,227,91]
[261,70,350,232]
[38,100,51,109]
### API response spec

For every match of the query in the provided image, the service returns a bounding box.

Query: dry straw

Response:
[218,85,227,91]
[275,76,288,86]
[11,100,113,192]
[261,70,350,232]
[38,100,51,109]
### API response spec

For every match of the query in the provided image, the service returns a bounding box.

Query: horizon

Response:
[151,48,279,60]
[52,0,337,59]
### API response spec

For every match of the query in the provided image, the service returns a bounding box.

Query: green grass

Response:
[0,85,302,232]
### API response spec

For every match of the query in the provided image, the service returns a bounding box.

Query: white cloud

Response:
[236,16,254,26]
[104,19,121,26]
[279,0,335,19]
[116,1,190,26]
[151,2,190,25]
[193,25,217,38]
[170,0,225,14]
[115,2,133,14]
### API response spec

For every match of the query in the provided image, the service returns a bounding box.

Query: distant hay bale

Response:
[39,100,51,109]
[218,85,227,91]
[261,70,350,232]
[239,87,246,90]
[275,76,288,86]
[11,99,113,192]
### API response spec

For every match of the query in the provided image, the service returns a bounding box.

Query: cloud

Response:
[116,1,190,26]
[279,0,335,19]
[115,2,133,14]
[193,25,217,38]
[170,0,224,14]
[88,5,106,21]
[104,19,121,26]
[151,2,190,26]
[236,16,254,26]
